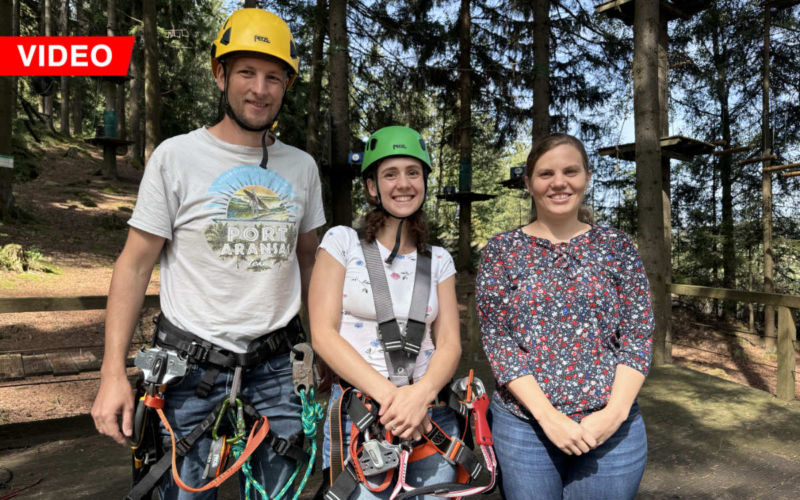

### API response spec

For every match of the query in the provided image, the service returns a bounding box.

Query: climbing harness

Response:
[324,372,496,500]
[322,240,497,499]
[125,315,324,500]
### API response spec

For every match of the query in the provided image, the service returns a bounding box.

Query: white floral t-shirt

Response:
[318,226,457,382]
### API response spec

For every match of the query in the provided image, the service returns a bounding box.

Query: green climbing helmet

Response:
[361,126,432,177]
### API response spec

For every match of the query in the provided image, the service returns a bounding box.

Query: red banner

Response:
[0,37,135,76]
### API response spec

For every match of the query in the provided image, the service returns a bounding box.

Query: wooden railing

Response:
[667,284,798,401]
[455,282,797,402]
[2,285,796,401]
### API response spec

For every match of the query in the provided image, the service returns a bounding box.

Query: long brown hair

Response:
[359,165,429,254]
[525,133,594,224]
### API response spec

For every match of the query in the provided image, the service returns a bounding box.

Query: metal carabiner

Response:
[212,397,246,444]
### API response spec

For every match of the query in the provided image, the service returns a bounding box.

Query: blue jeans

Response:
[488,400,647,500]
[157,353,304,500]
[321,384,459,499]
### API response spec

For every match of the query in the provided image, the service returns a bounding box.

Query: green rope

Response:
[230,387,325,500]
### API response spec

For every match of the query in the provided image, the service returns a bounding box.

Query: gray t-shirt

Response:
[129,127,326,352]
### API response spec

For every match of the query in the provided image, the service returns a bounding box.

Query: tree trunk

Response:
[658,22,671,287]
[633,0,669,366]
[244,0,258,7]
[11,0,20,118]
[143,0,160,164]
[531,0,550,143]
[456,0,473,273]
[43,0,53,129]
[105,0,116,115]
[305,0,327,162]
[117,82,126,140]
[72,1,83,135]
[72,78,83,135]
[129,0,142,161]
[762,8,775,352]
[328,0,352,227]
[1,0,16,219]
[711,19,736,317]
[60,0,70,136]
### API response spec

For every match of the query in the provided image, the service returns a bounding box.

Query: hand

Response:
[537,409,597,456]
[378,385,434,441]
[579,406,626,448]
[91,372,134,446]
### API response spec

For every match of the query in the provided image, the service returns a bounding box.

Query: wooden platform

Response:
[499,176,526,190]
[1,364,798,499]
[764,0,800,10]
[435,192,497,203]
[595,0,714,25]
[0,351,101,381]
[598,135,716,162]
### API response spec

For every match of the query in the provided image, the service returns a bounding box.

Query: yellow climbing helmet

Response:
[210,9,300,89]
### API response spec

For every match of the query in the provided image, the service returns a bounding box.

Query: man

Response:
[91,9,325,499]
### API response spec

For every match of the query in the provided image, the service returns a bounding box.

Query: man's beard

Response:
[226,97,277,132]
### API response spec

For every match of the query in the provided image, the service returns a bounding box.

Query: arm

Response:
[308,249,398,405]
[92,227,165,445]
[296,230,319,305]
[581,233,653,446]
[379,274,462,439]
[476,238,595,455]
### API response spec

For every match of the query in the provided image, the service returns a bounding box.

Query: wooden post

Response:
[102,143,116,179]
[466,290,480,362]
[776,307,796,401]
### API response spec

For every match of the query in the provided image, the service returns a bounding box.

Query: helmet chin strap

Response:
[221,62,287,170]
[375,178,428,265]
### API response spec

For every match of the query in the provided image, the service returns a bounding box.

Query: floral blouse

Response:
[476,225,654,421]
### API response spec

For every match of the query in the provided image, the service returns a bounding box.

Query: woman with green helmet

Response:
[308,126,463,498]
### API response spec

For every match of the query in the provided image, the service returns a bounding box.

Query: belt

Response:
[154,313,302,368]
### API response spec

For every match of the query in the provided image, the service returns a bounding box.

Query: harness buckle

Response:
[175,438,191,457]
[272,436,291,456]
[187,342,209,363]
[442,436,466,466]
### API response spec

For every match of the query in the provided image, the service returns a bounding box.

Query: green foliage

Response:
[0,244,62,275]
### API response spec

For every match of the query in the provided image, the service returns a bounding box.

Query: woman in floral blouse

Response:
[477,133,653,500]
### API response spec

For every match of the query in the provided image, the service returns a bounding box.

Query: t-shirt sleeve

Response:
[299,161,326,234]
[128,151,176,240]
[434,248,456,285]
[317,226,352,267]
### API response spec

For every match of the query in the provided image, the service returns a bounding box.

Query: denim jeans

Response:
[157,353,304,500]
[488,400,647,500]
[321,383,459,499]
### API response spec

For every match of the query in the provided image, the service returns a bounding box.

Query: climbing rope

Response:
[231,387,325,500]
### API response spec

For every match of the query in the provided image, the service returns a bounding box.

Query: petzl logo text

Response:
[0,36,135,76]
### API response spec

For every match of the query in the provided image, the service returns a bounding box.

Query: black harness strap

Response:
[324,461,360,500]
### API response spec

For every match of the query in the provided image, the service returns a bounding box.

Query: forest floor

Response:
[0,138,798,428]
